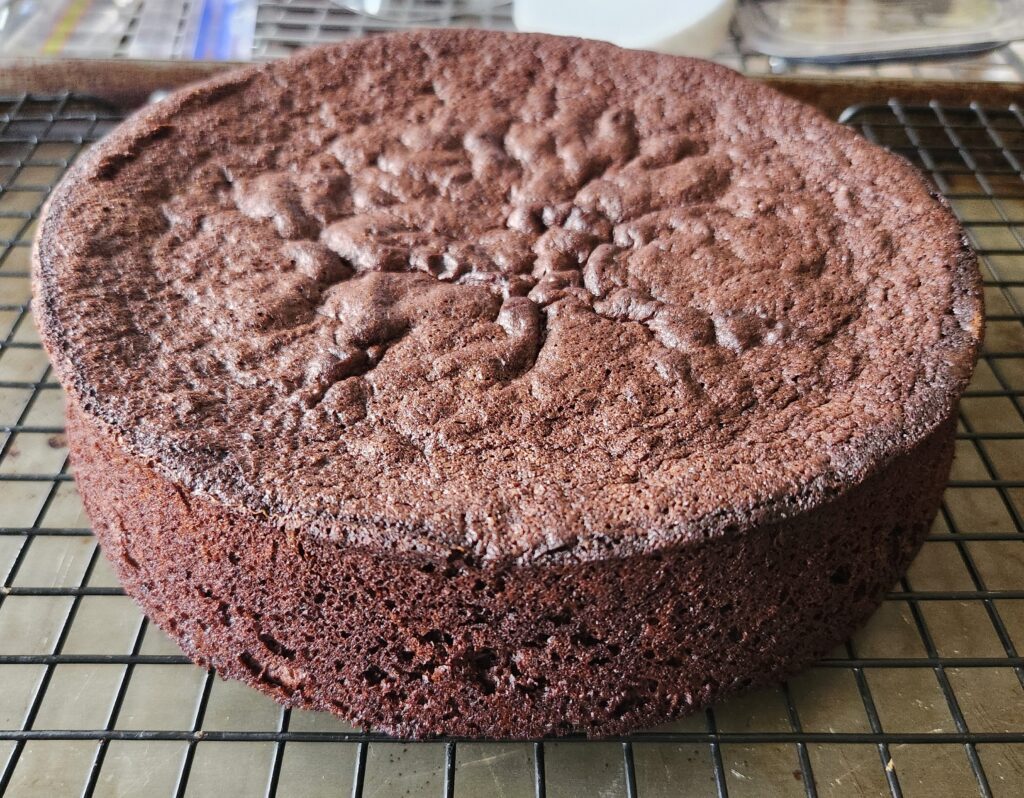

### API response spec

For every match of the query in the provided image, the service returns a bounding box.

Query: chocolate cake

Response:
[33,30,982,738]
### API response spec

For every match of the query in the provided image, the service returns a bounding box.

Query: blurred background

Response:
[0,0,1022,82]
[1,3,1023,798]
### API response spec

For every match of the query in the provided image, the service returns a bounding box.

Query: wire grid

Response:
[251,0,514,56]
[0,93,1023,797]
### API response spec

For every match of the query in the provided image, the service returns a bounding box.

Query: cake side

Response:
[35,31,982,737]
[32,30,983,564]
[68,397,954,738]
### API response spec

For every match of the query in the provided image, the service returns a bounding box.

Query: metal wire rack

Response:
[0,92,1022,797]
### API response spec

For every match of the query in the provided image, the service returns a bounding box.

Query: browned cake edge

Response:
[31,32,984,563]
[68,398,954,738]
[33,33,983,737]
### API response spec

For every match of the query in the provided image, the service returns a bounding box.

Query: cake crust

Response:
[34,30,980,564]
[34,30,981,737]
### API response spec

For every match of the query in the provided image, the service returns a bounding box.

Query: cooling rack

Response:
[0,93,1022,797]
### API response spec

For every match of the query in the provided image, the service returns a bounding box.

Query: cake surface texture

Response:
[34,30,982,737]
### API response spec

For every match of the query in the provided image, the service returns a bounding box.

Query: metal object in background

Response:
[0,0,259,61]
[129,0,258,61]
[332,0,508,23]
[255,0,1024,80]
[0,92,1023,797]
[736,0,1024,63]
[1,0,1024,82]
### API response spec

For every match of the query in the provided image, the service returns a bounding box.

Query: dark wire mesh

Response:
[0,94,1022,797]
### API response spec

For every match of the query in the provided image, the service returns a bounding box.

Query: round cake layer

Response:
[34,30,980,563]
[69,399,953,738]
[34,31,982,737]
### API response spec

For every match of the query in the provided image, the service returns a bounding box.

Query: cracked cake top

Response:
[34,30,981,563]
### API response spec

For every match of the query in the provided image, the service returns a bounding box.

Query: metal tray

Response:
[0,92,1023,797]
